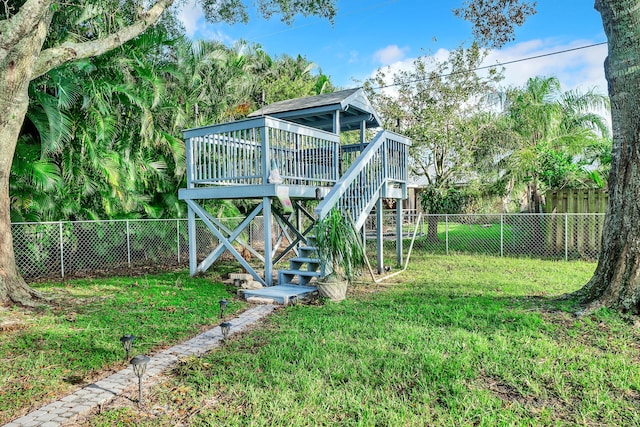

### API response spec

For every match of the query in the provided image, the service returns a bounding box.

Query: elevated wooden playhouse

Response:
[179,88,411,302]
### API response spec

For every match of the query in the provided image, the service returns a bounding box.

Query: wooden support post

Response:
[362,224,367,256]
[376,198,383,274]
[396,200,403,266]
[261,127,270,184]
[263,196,273,286]
[333,111,341,175]
[188,206,197,276]
[296,204,303,246]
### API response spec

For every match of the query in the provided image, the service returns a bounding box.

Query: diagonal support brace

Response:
[185,200,266,286]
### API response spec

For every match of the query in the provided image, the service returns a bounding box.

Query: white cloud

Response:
[373,45,410,65]
[483,38,607,94]
[177,0,203,38]
[369,48,449,97]
[177,1,234,44]
[369,39,608,98]
[348,50,359,64]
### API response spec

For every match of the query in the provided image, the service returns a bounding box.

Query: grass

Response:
[397,221,594,260]
[5,254,640,427]
[0,268,245,424]
[73,255,640,426]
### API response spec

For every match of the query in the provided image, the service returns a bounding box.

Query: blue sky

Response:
[178,0,607,94]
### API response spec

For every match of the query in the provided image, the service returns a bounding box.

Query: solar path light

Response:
[220,322,232,342]
[120,335,135,361]
[219,299,229,318]
[130,355,150,405]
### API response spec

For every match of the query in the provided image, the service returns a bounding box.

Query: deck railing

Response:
[315,130,411,229]
[184,116,341,188]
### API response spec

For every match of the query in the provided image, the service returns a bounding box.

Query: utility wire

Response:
[372,41,608,90]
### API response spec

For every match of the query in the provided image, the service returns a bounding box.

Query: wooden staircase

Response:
[277,239,322,286]
[243,237,321,305]
[270,130,410,298]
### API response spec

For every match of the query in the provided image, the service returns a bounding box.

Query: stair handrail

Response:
[314,130,410,228]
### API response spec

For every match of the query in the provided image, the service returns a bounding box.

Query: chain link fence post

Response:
[126,219,131,268]
[177,219,180,264]
[500,214,504,257]
[445,214,449,256]
[565,213,569,261]
[59,221,65,279]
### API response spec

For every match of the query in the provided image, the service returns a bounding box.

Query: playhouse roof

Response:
[247,88,382,132]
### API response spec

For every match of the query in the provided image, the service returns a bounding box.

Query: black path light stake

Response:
[220,322,232,342]
[130,355,150,405]
[219,299,229,319]
[120,335,135,361]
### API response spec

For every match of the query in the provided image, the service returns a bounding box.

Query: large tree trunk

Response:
[580,0,640,312]
[0,9,52,306]
[0,1,172,306]
[427,216,440,243]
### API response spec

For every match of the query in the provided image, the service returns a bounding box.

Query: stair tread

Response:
[290,257,321,263]
[279,269,322,277]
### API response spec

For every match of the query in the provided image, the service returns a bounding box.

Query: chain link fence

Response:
[365,212,605,263]
[12,212,603,281]
[11,217,281,281]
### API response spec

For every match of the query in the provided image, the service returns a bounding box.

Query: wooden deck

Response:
[179,90,412,289]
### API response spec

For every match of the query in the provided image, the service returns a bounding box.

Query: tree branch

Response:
[31,0,174,79]
[0,0,51,51]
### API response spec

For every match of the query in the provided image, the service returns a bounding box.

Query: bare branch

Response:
[32,0,174,79]
[0,0,52,51]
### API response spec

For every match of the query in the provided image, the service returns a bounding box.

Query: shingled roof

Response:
[248,88,382,132]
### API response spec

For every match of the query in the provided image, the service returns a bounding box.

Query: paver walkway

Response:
[4,304,276,427]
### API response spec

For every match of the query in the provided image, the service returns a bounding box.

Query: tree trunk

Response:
[0,11,52,306]
[427,215,440,243]
[580,0,640,312]
[0,2,172,306]
[0,123,44,305]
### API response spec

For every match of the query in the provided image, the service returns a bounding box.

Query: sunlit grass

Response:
[0,271,243,424]
[84,255,640,426]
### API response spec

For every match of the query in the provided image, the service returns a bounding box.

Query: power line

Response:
[372,41,608,91]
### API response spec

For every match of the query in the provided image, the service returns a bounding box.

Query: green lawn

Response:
[2,256,639,426]
[76,255,639,427]
[0,269,244,424]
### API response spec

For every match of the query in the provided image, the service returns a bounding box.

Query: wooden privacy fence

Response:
[545,189,608,214]
[544,189,608,258]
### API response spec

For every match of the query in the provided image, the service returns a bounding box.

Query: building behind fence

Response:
[12,212,604,281]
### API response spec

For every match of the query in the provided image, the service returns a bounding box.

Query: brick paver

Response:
[3,304,275,427]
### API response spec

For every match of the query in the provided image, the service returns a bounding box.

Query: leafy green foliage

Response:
[314,209,365,283]
[367,43,505,189]
[202,0,337,24]
[454,0,537,48]
[420,186,471,214]
[11,17,334,222]
[499,76,611,210]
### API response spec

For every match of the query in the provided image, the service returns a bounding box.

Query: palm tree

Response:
[501,76,609,212]
[11,31,336,223]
